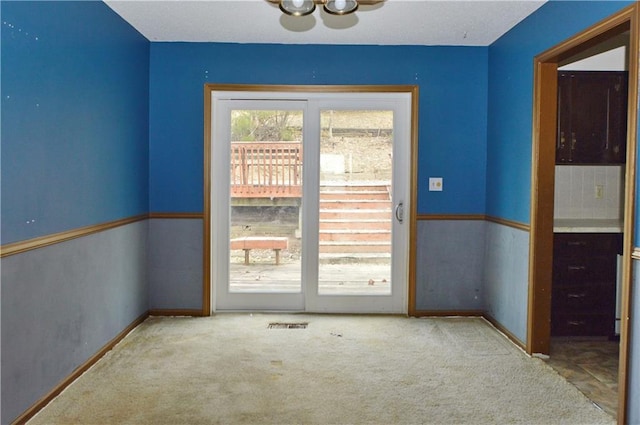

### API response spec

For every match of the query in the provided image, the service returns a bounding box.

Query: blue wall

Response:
[415,220,485,311]
[148,218,203,310]
[487,1,639,420]
[1,2,151,424]
[3,0,640,422]
[149,43,488,215]
[1,1,150,244]
[487,1,632,224]
[1,222,149,425]
[482,0,633,343]
[483,223,530,342]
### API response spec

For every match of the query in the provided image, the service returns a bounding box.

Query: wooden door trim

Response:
[528,60,557,356]
[528,4,638,424]
[619,5,639,422]
[203,84,419,316]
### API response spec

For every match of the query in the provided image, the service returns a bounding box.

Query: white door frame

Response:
[304,96,411,313]
[204,85,418,315]
[212,98,307,311]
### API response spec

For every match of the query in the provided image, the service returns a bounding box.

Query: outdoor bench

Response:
[230,236,288,265]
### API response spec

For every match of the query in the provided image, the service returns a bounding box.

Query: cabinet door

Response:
[551,313,615,336]
[553,254,617,284]
[554,232,623,257]
[556,71,628,164]
[556,74,573,163]
[551,233,621,337]
[607,73,628,163]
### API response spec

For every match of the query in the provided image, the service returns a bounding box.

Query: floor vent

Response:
[268,322,308,329]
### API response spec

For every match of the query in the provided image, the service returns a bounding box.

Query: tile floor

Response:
[545,337,619,419]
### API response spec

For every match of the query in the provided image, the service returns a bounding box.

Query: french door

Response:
[211,91,411,313]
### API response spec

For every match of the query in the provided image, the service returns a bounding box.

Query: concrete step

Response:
[319,219,391,231]
[320,200,392,209]
[319,229,391,242]
[318,183,393,256]
[319,209,391,220]
[320,190,390,201]
[319,241,391,253]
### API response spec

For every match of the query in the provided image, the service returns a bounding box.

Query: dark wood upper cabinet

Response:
[556,71,628,164]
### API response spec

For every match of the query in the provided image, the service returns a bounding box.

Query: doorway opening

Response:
[528,5,638,423]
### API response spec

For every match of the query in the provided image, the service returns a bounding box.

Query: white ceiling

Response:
[104,0,547,46]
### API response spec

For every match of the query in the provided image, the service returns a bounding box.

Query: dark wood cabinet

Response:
[556,71,628,164]
[551,233,622,336]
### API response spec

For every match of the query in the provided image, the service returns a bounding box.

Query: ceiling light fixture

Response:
[279,0,316,16]
[324,0,358,15]
[277,0,360,17]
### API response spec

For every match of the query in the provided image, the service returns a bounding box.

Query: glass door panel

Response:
[228,109,304,294]
[304,95,410,314]
[318,110,393,296]
[212,99,306,311]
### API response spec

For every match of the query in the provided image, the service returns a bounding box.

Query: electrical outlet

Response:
[429,177,443,192]
[595,184,604,199]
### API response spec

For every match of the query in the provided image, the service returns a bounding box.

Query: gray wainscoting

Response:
[148,218,203,310]
[483,221,530,343]
[628,261,640,424]
[1,221,148,425]
[415,220,486,311]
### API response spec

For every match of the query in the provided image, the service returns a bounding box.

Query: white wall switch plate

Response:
[429,177,443,191]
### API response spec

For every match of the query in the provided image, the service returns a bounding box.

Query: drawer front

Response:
[551,313,614,336]
[554,233,622,257]
[552,284,615,312]
[553,255,617,285]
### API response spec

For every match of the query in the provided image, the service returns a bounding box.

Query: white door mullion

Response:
[302,102,321,306]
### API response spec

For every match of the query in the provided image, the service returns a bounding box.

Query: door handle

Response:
[395,202,404,223]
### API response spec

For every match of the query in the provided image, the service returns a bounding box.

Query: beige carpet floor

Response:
[28,315,615,425]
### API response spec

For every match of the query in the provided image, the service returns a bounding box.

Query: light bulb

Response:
[280,0,315,16]
[335,0,346,10]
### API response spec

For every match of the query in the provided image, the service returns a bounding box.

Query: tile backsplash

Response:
[554,165,625,219]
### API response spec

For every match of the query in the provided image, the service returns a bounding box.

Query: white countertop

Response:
[553,219,623,233]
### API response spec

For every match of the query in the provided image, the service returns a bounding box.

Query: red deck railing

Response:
[231,142,302,198]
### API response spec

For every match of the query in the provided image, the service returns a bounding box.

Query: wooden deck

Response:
[231,142,302,198]
[229,261,392,295]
